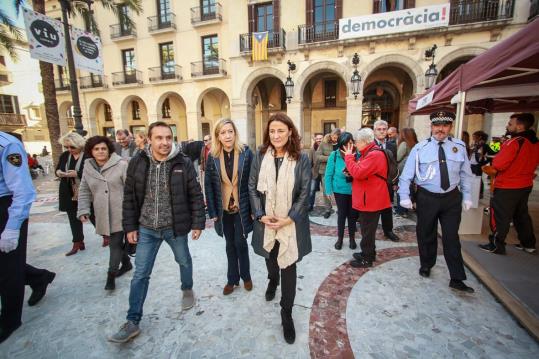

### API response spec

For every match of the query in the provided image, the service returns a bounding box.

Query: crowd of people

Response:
[0,110,536,345]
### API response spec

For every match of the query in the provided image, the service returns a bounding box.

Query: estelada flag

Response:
[252,31,268,62]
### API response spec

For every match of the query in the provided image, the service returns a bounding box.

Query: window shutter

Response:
[373,0,380,13]
[248,4,255,33]
[404,0,415,9]
[335,0,342,19]
[306,0,313,26]
[273,0,280,31]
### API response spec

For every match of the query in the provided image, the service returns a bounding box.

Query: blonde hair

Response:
[210,118,243,157]
[58,132,86,149]
[135,130,148,144]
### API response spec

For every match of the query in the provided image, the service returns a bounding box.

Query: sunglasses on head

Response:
[65,145,77,150]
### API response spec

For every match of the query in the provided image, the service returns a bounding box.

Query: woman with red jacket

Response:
[343,127,391,268]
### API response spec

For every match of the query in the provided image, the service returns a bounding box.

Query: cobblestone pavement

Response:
[1,176,538,358]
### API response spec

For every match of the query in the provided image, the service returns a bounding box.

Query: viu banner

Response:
[23,7,66,66]
[71,27,103,75]
[339,3,450,40]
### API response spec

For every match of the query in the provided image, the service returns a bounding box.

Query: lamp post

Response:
[350,53,361,99]
[285,60,296,103]
[59,0,94,136]
[424,44,438,90]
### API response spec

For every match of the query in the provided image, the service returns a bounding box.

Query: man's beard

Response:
[504,130,516,137]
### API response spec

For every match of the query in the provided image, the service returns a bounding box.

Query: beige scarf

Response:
[219,150,239,213]
[257,149,298,269]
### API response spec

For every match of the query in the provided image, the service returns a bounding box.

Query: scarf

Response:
[257,149,298,269]
[219,149,239,213]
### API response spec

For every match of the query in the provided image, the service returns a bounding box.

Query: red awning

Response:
[410,18,539,114]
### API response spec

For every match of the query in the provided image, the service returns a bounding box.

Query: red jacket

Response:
[492,130,539,189]
[345,142,391,212]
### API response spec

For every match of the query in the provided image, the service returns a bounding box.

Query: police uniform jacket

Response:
[0,132,36,230]
[398,136,473,202]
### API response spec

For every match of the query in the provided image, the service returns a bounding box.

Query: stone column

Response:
[286,100,303,136]
[186,111,200,140]
[148,113,160,124]
[231,102,254,149]
[346,96,363,132]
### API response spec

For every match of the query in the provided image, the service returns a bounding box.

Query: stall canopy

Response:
[409,18,539,115]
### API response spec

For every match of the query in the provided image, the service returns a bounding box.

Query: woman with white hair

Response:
[56,132,90,256]
[343,127,391,268]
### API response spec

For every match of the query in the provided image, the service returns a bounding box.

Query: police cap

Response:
[430,111,455,125]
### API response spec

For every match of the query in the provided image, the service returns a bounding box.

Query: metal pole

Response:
[59,0,84,136]
[455,91,466,139]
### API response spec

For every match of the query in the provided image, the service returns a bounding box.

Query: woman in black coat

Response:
[248,113,312,344]
[55,132,89,256]
[205,119,253,295]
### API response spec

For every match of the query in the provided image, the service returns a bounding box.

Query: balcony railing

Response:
[239,29,286,53]
[79,75,107,89]
[298,20,339,45]
[191,3,222,24]
[110,24,137,39]
[149,65,182,82]
[449,0,514,25]
[111,70,143,86]
[148,13,176,32]
[54,78,70,91]
[0,113,26,127]
[191,58,227,77]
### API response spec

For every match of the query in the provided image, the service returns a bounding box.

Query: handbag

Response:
[66,154,83,201]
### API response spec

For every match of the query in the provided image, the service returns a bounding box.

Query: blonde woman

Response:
[204,119,254,295]
[55,132,89,256]
[248,113,312,344]
[134,131,147,152]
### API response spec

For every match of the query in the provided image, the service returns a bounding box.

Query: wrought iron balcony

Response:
[111,70,143,86]
[239,29,286,53]
[191,2,222,25]
[110,24,137,40]
[191,58,227,77]
[54,78,70,91]
[298,20,339,45]
[0,113,26,127]
[148,13,176,32]
[149,65,182,82]
[79,75,107,89]
[449,0,514,25]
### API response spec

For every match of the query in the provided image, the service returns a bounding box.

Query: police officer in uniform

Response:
[0,131,55,344]
[398,112,474,293]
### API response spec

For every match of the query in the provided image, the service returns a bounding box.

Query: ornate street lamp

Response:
[350,53,361,99]
[424,44,438,90]
[285,60,296,103]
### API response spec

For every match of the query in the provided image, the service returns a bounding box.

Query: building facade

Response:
[48,0,536,147]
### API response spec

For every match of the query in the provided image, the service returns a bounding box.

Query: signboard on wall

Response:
[71,26,103,75]
[339,3,450,40]
[22,7,66,66]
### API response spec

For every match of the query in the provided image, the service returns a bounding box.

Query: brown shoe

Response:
[223,284,235,295]
[65,242,83,256]
[244,280,253,291]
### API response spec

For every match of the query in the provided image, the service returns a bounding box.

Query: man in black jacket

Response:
[373,120,400,242]
[114,129,138,160]
[109,122,205,343]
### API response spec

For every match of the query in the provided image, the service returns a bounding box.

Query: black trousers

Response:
[0,196,49,330]
[108,231,130,274]
[222,212,251,285]
[415,188,466,280]
[265,241,296,311]
[334,193,358,241]
[66,208,84,243]
[358,211,380,261]
[490,187,536,248]
[380,184,394,233]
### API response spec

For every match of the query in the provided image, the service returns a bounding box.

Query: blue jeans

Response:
[309,175,321,210]
[126,227,193,324]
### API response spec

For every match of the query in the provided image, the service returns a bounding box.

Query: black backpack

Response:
[368,147,399,185]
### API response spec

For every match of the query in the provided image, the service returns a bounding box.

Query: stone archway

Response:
[295,60,350,101]
[88,98,114,137]
[155,92,188,141]
[361,54,423,94]
[119,95,149,134]
[58,101,73,135]
[435,46,487,76]
[196,88,231,140]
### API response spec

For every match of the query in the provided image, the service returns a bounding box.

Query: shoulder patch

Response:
[7,153,22,167]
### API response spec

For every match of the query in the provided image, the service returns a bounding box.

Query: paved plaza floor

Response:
[1,176,538,358]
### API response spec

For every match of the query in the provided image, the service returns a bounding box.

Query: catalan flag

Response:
[252,31,268,62]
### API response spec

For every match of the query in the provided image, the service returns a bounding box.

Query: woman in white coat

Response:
[77,136,132,290]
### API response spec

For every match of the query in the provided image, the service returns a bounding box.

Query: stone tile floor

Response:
[1,176,538,358]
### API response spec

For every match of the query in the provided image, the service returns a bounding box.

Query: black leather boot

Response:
[105,272,116,290]
[334,238,343,250]
[265,280,278,301]
[281,308,295,344]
